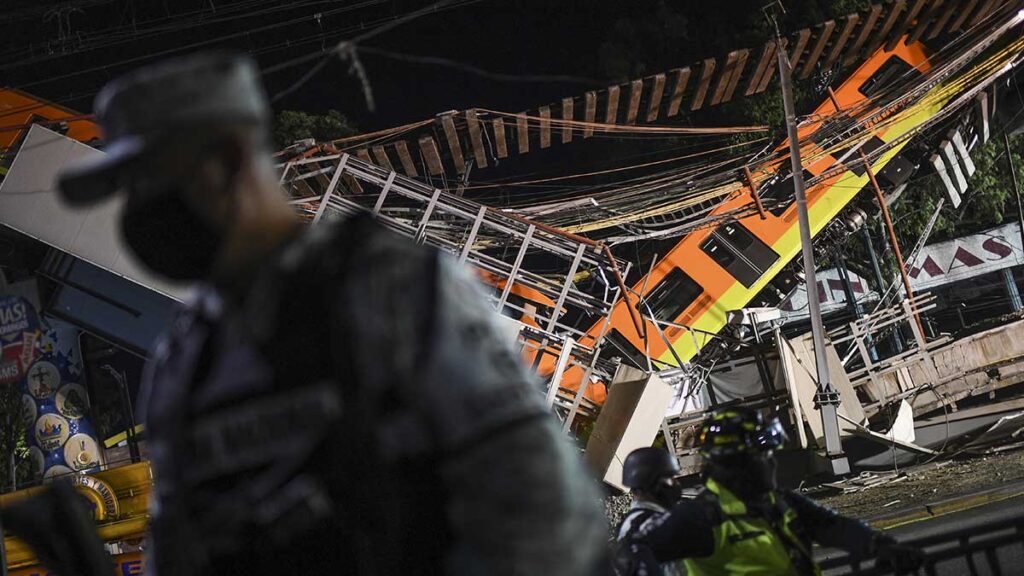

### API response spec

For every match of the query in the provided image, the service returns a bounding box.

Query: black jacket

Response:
[140,215,607,575]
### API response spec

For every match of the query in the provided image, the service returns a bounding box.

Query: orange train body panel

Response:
[0,88,101,154]
[548,39,934,404]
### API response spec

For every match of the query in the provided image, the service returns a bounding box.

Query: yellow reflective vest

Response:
[683,479,819,576]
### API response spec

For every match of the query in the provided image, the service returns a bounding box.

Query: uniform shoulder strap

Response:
[617,508,657,540]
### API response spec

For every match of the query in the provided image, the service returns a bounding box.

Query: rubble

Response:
[812,448,1024,520]
[603,447,1024,531]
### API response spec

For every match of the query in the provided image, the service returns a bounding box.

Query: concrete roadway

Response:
[819,493,1024,575]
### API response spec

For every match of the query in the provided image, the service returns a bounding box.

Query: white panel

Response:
[930,153,962,208]
[949,130,977,177]
[780,267,877,322]
[781,334,864,446]
[975,92,990,144]
[584,365,675,490]
[939,140,968,194]
[0,125,190,301]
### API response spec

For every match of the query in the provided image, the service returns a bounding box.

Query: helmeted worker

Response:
[56,53,607,576]
[617,407,923,575]
[615,447,687,576]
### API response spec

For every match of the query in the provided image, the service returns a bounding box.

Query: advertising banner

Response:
[907,221,1024,291]
[1,293,103,482]
[780,268,877,321]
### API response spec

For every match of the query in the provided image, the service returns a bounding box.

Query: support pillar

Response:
[1003,267,1023,312]
[772,9,847,475]
[836,256,877,361]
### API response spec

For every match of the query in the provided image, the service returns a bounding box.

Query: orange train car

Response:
[0,88,102,175]
[547,37,946,404]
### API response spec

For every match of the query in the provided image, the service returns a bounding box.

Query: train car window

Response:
[833,135,885,176]
[759,177,792,217]
[720,222,753,250]
[722,223,779,276]
[644,267,703,322]
[603,328,648,369]
[858,56,919,99]
[702,235,756,286]
[759,170,813,216]
[877,155,915,188]
[701,223,780,288]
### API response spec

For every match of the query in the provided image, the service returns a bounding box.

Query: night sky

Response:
[0,1,844,132]
[0,0,884,284]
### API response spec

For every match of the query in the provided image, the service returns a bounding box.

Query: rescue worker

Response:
[618,408,924,575]
[615,447,686,576]
[57,53,607,575]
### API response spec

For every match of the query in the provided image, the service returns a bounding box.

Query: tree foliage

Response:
[273,110,357,150]
[892,134,1024,248]
[0,384,29,493]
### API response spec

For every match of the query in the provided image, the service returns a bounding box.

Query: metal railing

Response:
[278,152,628,425]
[821,513,1024,575]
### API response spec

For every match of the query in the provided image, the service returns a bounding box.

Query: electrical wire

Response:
[463,138,769,191]
[356,46,603,86]
[0,0,388,70]
[269,0,481,102]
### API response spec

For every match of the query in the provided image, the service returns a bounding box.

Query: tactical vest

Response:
[617,503,688,576]
[684,479,821,576]
[144,215,449,575]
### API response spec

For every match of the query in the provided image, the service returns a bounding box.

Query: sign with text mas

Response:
[907,222,1024,291]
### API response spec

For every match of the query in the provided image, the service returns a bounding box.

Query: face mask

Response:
[743,453,778,495]
[651,478,683,508]
[120,183,228,281]
[709,451,778,500]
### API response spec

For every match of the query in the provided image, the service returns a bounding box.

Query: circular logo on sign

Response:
[65,433,101,471]
[26,360,60,399]
[35,412,70,451]
[69,474,120,521]
[20,394,37,429]
[56,383,90,419]
[29,446,45,477]
[43,464,73,483]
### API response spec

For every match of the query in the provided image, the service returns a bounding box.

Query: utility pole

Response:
[1007,133,1024,313]
[767,3,848,475]
[1007,133,1024,264]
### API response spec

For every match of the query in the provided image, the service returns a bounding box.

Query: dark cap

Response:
[58,52,271,206]
[622,447,680,490]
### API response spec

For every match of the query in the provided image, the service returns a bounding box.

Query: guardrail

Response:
[821,513,1024,575]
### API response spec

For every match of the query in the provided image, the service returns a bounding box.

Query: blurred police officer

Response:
[58,53,606,576]
[618,407,923,575]
[615,447,686,576]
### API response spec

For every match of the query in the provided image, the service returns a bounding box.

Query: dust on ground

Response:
[813,448,1024,520]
